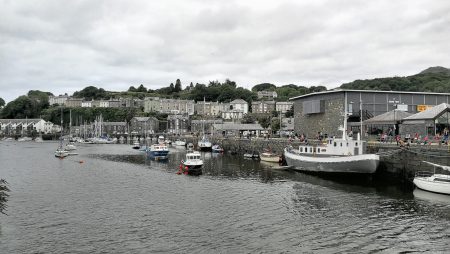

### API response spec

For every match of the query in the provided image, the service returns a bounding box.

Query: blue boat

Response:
[147,143,169,161]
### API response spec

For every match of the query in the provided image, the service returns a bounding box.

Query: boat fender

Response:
[184,166,189,175]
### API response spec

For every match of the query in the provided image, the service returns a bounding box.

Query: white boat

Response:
[55,107,68,158]
[34,137,43,142]
[212,144,224,153]
[179,151,203,175]
[174,139,186,146]
[260,152,280,163]
[284,134,379,174]
[413,161,450,195]
[65,142,77,151]
[244,152,259,159]
[132,141,140,149]
[198,136,212,151]
[186,143,194,152]
[18,137,32,142]
[55,147,69,158]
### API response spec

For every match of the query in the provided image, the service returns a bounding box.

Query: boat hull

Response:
[183,164,203,175]
[284,149,379,174]
[147,150,169,161]
[199,146,212,151]
[413,176,450,195]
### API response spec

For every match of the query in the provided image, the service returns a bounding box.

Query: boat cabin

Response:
[186,153,201,160]
[297,137,364,156]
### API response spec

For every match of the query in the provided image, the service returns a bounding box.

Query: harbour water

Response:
[0,142,449,253]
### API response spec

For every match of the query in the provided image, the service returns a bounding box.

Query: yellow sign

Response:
[417,105,432,112]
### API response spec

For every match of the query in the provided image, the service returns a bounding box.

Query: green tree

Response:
[285,106,294,118]
[128,86,137,92]
[174,79,182,92]
[252,83,276,92]
[0,97,5,108]
[136,84,147,93]
[73,86,107,100]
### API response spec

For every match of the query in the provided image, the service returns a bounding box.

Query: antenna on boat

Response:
[343,91,348,140]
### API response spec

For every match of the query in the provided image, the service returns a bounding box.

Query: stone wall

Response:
[293,92,345,138]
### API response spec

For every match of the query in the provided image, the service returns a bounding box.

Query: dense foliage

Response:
[1,90,50,119]
[0,97,6,108]
[340,67,450,92]
[0,179,9,215]
[40,107,139,127]
[73,86,108,100]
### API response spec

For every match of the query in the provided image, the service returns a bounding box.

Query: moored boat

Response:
[179,151,203,175]
[65,142,77,151]
[147,143,169,161]
[132,141,140,149]
[174,139,186,146]
[186,143,194,152]
[212,144,224,153]
[197,136,212,151]
[413,161,450,195]
[244,151,259,159]
[284,133,379,174]
[260,152,280,163]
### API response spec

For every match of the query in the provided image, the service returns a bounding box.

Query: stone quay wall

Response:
[184,136,450,182]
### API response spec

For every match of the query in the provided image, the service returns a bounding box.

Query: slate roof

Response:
[403,103,450,121]
[364,110,412,124]
[213,123,264,130]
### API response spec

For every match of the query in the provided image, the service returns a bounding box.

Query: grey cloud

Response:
[1,0,450,103]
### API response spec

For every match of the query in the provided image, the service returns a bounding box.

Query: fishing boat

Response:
[179,151,203,175]
[198,136,212,151]
[260,151,280,163]
[284,96,379,174]
[174,139,186,146]
[147,143,169,161]
[284,133,379,174]
[413,161,450,195]
[212,144,224,153]
[132,141,140,149]
[65,142,77,151]
[244,151,259,159]
[186,143,194,152]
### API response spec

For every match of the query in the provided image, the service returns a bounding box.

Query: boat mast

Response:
[359,93,362,141]
[343,91,348,140]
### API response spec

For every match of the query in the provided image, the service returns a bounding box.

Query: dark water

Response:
[1,142,449,253]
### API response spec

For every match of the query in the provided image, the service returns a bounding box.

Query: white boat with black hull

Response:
[414,161,450,195]
[284,133,379,174]
[174,139,186,146]
[180,151,203,175]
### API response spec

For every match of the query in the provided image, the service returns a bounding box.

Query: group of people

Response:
[379,127,450,146]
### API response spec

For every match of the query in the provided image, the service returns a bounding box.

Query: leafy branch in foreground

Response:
[0,179,10,215]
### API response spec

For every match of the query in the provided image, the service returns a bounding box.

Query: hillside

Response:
[340,66,450,93]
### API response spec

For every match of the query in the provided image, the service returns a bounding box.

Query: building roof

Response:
[0,119,44,124]
[363,110,413,125]
[103,122,126,126]
[132,117,158,122]
[289,89,450,101]
[403,103,450,121]
[213,123,264,130]
[230,99,248,104]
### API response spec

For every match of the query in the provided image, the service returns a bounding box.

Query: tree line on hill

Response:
[1,66,450,121]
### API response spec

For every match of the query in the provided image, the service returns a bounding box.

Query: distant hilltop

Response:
[340,66,450,92]
[419,66,450,75]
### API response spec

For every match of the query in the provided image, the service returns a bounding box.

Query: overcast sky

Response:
[1,0,449,103]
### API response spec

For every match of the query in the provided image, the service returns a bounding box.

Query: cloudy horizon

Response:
[1,0,449,103]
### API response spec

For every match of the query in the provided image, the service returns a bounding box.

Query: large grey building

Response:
[290,89,450,138]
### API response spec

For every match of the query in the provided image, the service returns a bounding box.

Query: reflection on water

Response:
[1,142,449,253]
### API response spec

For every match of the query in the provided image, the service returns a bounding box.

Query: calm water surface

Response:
[0,141,449,253]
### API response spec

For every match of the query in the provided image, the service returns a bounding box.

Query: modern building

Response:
[276,101,294,114]
[252,100,276,114]
[290,89,450,138]
[400,103,450,137]
[257,90,278,100]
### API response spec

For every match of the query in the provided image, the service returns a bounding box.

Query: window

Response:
[340,143,342,147]
[300,147,303,152]
[355,142,358,146]
[334,142,337,147]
